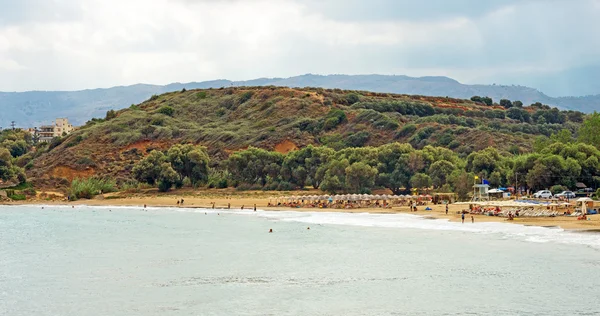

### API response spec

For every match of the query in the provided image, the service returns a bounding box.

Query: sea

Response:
[1,205,600,316]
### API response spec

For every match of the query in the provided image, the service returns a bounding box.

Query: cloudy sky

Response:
[1,0,599,95]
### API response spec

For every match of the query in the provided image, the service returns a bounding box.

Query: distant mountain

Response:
[1,74,599,127]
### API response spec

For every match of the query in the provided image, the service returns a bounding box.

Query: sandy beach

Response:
[2,189,598,231]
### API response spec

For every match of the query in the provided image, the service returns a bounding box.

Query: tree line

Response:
[131,115,600,200]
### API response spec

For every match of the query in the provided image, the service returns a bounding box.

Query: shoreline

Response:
[2,195,599,231]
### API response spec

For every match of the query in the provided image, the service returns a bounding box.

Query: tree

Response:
[410,173,432,190]
[499,99,513,108]
[157,162,179,192]
[345,162,377,193]
[319,159,350,193]
[429,160,456,188]
[550,129,573,144]
[132,150,167,185]
[105,110,117,121]
[579,112,600,148]
[226,147,283,186]
[506,107,530,123]
[0,147,25,184]
[481,96,493,106]
[513,100,523,108]
[167,144,210,186]
[281,145,334,189]
[449,170,473,201]
[470,96,482,103]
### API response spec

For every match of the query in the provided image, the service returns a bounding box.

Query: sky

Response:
[1,0,599,96]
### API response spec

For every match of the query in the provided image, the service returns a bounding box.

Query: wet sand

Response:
[4,190,598,231]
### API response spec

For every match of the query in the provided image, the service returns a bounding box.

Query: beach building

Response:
[35,118,74,143]
[472,184,490,201]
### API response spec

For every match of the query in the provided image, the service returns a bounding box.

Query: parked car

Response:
[533,190,553,199]
[554,191,576,199]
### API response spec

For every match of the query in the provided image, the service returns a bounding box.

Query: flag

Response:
[483,179,490,185]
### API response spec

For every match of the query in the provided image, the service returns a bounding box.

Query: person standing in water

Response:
[461,213,465,223]
[254,204,257,211]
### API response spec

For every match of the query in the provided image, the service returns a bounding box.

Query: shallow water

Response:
[1,205,599,315]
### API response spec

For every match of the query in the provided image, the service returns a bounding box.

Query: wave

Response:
[252,210,600,250]
[6,204,600,249]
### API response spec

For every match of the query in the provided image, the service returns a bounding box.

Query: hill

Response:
[25,86,584,188]
[1,74,599,127]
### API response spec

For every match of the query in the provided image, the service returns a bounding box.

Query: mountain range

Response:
[1,74,599,127]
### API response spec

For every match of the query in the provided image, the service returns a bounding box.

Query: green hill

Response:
[24,86,585,189]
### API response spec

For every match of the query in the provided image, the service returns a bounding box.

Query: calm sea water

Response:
[2,205,600,316]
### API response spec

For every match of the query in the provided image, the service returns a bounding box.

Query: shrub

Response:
[550,185,567,195]
[196,91,207,99]
[396,124,417,138]
[157,106,175,117]
[149,94,159,101]
[76,156,96,167]
[239,91,254,104]
[323,109,347,130]
[48,137,64,151]
[9,193,26,201]
[69,177,117,200]
[345,131,370,147]
[345,93,360,105]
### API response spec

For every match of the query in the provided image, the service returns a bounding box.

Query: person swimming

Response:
[269,229,273,233]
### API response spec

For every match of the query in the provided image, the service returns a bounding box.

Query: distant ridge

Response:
[1,74,598,127]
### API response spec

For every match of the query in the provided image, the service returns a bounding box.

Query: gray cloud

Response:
[0,0,598,96]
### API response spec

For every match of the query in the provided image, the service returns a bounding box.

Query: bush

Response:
[196,91,207,100]
[345,93,360,105]
[396,124,417,138]
[76,156,96,167]
[157,106,175,117]
[69,177,117,200]
[550,185,567,195]
[239,91,254,104]
[9,193,26,201]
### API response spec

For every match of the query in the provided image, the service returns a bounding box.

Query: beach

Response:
[4,189,599,231]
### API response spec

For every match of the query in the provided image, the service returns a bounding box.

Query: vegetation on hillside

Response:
[21,87,598,196]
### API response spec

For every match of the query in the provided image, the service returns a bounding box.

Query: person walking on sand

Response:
[241,205,245,210]
[445,204,449,215]
[228,203,230,209]
[471,215,474,223]
[177,200,180,206]
[461,213,465,223]
[254,204,257,211]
